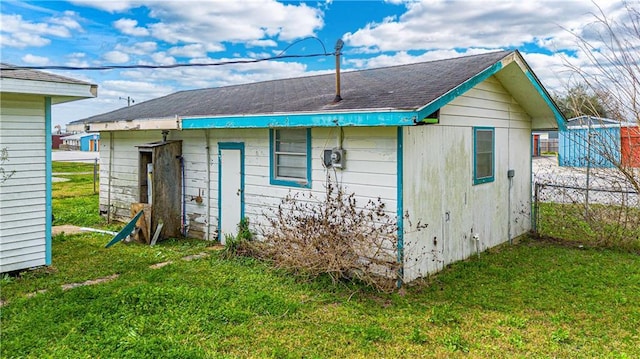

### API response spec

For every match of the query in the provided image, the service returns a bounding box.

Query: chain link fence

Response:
[533,181,640,248]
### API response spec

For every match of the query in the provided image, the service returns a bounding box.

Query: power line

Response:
[3,37,337,71]
[2,52,334,71]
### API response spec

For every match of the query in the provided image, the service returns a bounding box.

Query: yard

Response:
[0,163,639,358]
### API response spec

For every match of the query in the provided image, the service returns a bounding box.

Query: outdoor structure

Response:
[0,63,97,273]
[73,50,563,282]
[60,132,100,151]
[559,116,639,168]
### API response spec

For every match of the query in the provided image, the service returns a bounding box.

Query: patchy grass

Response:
[537,202,640,251]
[1,162,637,357]
[2,236,639,358]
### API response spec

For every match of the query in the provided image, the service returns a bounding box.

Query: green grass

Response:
[52,161,97,173]
[52,161,104,228]
[537,202,640,250]
[1,163,639,357]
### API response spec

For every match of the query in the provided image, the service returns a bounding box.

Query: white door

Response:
[219,145,243,244]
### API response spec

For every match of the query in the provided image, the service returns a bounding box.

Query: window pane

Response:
[273,128,308,181]
[474,129,493,182]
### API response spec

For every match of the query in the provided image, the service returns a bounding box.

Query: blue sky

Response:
[0,0,628,130]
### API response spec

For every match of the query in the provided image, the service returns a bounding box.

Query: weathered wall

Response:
[0,93,47,272]
[100,127,398,240]
[402,76,533,281]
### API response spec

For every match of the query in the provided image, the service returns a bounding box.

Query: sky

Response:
[0,0,632,131]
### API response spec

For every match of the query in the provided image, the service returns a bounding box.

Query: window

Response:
[473,127,494,184]
[270,128,311,188]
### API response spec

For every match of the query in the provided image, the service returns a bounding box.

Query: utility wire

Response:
[2,53,334,71]
[2,37,336,71]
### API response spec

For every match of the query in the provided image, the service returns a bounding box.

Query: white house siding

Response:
[100,127,398,241]
[402,76,532,281]
[0,93,47,272]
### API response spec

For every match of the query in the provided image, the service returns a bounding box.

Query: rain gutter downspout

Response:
[180,155,186,237]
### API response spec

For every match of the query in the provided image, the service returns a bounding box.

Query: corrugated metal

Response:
[558,126,620,168]
[621,126,640,168]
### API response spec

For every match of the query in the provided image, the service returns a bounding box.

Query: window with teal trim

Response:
[473,127,494,185]
[270,128,310,187]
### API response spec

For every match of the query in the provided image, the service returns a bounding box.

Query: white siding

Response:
[0,93,47,272]
[403,76,532,281]
[100,127,398,241]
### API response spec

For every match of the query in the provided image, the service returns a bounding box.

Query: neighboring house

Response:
[72,50,563,282]
[60,132,100,151]
[559,116,639,168]
[0,64,97,273]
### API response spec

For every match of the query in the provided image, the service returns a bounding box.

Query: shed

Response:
[558,116,623,168]
[621,125,640,168]
[0,63,97,273]
[72,50,564,282]
[61,132,100,151]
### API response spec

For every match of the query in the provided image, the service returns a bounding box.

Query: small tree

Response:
[553,83,609,119]
[562,2,640,194]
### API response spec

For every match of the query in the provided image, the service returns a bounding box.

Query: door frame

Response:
[217,142,245,242]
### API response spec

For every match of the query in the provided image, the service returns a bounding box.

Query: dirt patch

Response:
[149,261,173,269]
[52,225,83,236]
[181,252,209,261]
[61,274,119,291]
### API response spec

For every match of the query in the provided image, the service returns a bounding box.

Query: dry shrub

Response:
[255,179,401,292]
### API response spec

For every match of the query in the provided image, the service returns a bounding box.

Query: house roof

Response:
[0,63,92,85]
[566,115,634,128]
[74,50,564,131]
[61,132,99,140]
[0,63,97,103]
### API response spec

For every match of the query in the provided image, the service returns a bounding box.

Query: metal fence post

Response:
[93,157,98,194]
[533,183,540,235]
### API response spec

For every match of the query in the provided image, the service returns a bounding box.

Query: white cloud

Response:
[342,0,611,53]
[246,39,278,48]
[0,12,82,48]
[144,0,323,48]
[69,1,135,13]
[113,18,149,36]
[115,41,157,55]
[103,50,130,63]
[150,52,177,65]
[22,54,50,65]
[66,52,89,67]
[167,44,209,58]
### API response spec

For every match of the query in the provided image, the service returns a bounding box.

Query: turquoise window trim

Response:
[45,97,52,266]
[396,127,404,286]
[269,128,311,188]
[473,127,495,185]
[217,142,245,241]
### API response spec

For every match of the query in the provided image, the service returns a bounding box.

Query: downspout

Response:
[396,127,404,287]
[108,131,114,223]
[205,129,211,240]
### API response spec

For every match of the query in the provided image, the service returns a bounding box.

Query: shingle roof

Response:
[0,63,92,85]
[76,50,513,124]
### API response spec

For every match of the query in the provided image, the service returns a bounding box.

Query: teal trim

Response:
[183,110,418,129]
[45,97,52,266]
[396,127,404,285]
[473,127,495,185]
[524,71,567,131]
[269,128,311,188]
[217,142,245,241]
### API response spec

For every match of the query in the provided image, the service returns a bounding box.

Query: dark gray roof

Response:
[0,63,92,85]
[77,50,512,124]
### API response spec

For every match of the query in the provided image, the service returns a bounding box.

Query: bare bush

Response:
[254,178,406,292]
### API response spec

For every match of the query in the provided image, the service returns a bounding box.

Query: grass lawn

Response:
[1,164,639,358]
